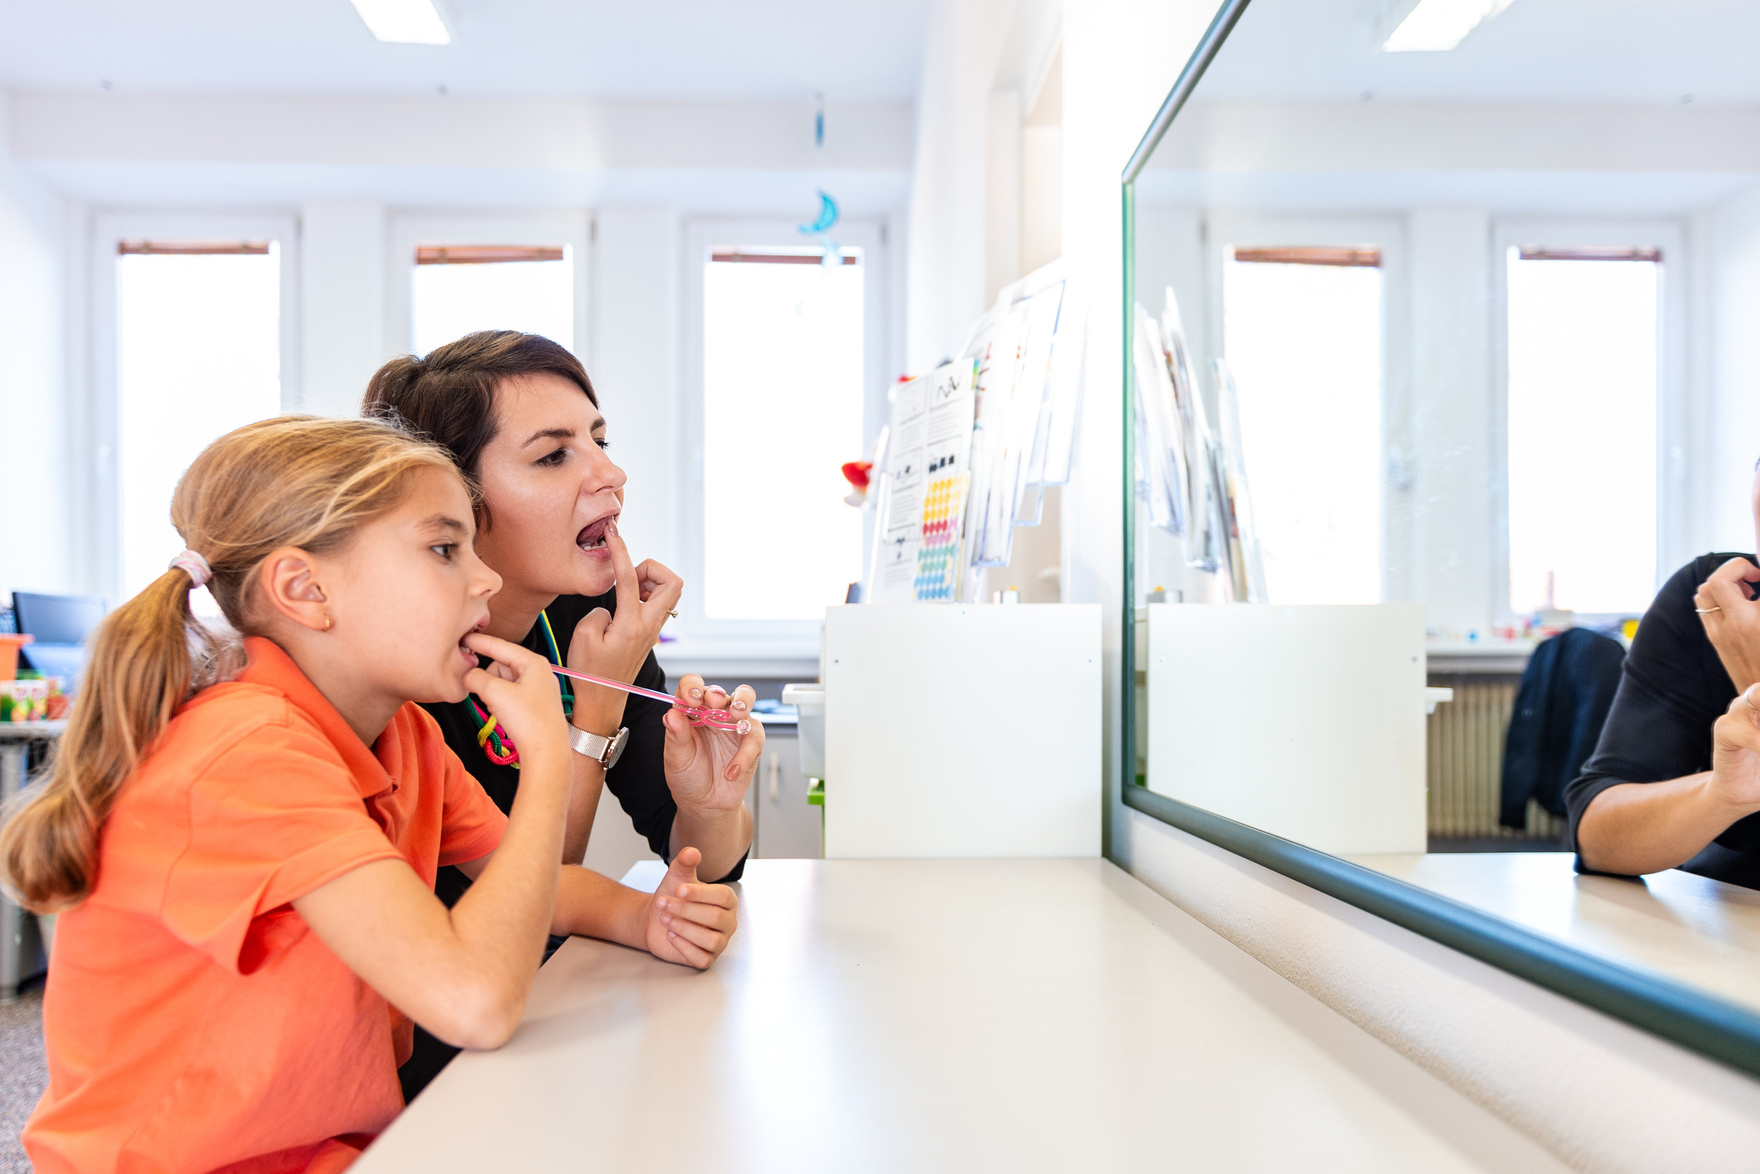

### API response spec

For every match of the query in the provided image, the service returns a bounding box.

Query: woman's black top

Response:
[1565,552,1760,889]
[423,588,746,908]
[402,591,749,1102]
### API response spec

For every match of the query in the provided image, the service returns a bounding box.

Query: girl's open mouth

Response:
[457,618,490,670]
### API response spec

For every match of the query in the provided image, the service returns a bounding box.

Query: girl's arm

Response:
[292,636,573,1051]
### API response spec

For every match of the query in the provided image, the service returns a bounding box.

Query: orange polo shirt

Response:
[24,637,507,1174]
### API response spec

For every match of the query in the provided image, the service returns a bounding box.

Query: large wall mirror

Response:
[1123,0,1760,1072]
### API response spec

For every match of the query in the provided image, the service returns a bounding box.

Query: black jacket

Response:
[1499,627,1626,829]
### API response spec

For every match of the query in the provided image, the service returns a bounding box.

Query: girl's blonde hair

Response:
[0,416,458,912]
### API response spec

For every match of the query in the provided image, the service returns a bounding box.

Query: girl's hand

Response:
[568,521,683,732]
[642,847,738,968]
[462,632,568,765]
[1710,685,1760,812]
[663,675,765,813]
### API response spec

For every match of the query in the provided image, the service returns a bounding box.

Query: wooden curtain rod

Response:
[118,240,270,256]
[710,249,859,266]
[1230,246,1381,268]
[415,245,565,265]
[1518,246,1662,264]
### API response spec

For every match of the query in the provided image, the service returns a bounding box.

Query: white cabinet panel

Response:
[754,730,822,859]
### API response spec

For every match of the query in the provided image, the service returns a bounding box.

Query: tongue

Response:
[580,519,609,545]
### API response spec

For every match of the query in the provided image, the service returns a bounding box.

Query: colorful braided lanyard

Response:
[466,611,571,770]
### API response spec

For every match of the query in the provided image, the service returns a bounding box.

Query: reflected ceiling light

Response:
[1382,0,1513,52]
[349,0,451,44]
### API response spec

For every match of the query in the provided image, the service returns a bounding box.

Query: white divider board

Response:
[1147,603,1426,855]
[823,604,1101,858]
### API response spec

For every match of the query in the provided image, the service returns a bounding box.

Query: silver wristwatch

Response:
[569,724,629,768]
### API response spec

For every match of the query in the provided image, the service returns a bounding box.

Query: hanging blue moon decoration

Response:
[800,189,840,235]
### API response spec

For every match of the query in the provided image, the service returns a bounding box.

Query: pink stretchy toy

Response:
[549,665,752,734]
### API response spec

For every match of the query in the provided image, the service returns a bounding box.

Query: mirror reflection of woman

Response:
[362,331,763,1096]
[1571,465,1760,886]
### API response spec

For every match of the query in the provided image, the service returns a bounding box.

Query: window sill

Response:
[655,637,820,683]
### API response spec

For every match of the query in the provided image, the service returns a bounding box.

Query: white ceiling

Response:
[1196,0,1760,105]
[0,0,933,101]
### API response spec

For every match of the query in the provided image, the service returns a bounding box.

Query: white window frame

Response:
[88,211,301,606]
[677,217,889,656]
[1491,218,1688,624]
[1202,211,1411,602]
[386,210,592,359]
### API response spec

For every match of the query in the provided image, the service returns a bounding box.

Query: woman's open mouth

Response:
[577,514,618,557]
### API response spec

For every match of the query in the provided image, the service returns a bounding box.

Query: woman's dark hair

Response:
[361,331,598,523]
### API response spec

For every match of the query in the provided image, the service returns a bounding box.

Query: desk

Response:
[0,720,64,1002]
[1426,640,1534,675]
[359,859,1534,1172]
[1350,853,1760,1016]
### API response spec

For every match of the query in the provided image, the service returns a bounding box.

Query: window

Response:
[387,213,588,360]
[1505,246,1661,616]
[700,247,866,619]
[114,238,284,599]
[1222,245,1384,605]
[410,244,574,355]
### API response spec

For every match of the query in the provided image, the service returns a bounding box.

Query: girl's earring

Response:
[323,613,333,632]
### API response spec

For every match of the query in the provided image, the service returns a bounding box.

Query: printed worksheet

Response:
[867,360,977,603]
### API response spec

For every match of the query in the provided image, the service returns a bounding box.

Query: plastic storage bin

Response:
[780,683,825,779]
[0,634,32,682]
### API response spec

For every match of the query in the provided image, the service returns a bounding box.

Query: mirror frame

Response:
[1118,0,1760,1078]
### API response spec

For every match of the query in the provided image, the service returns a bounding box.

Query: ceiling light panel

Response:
[1383,0,1514,52]
[349,0,452,45]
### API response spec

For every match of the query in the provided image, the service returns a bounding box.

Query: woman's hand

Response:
[463,633,568,767]
[1695,557,1760,693]
[641,847,739,969]
[567,521,684,733]
[1710,686,1760,812]
[663,675,765,812]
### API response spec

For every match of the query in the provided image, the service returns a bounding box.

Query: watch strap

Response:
[569,724,628,767]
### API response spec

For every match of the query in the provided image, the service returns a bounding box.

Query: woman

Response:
[362,331,762,1097]
[1569,465,1760,885]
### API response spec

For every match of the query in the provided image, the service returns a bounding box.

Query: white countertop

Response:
[1348,852,1760,1014]
[358,859,1527,1172]
[0,720,66,740]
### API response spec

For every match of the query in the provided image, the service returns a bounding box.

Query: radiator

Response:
[1426,674,1563,841]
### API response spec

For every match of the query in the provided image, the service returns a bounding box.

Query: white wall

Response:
[1060,0,1219,850]
[10,93,914,178]
[300,198,386,417]
[1409,207,1494,634]
[592,206,679,573]
[1708,181,1760,552]
[0,91,70,597]
[905,0,1013,372]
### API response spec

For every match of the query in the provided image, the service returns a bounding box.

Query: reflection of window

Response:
[1223,246,1383,604]
[1506,247,1659,616]
[701,248,865,619]
[116,240,282,597]
[410,244,572,355]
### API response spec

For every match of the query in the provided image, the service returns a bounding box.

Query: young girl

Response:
[0,417,738,1173]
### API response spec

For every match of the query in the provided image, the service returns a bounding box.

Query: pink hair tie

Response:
[168,550,212,590]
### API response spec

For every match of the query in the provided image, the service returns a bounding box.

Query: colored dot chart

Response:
[913,473,969,602]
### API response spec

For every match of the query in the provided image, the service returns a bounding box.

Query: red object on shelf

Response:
[840,461,873,491]
[0,633,33,682]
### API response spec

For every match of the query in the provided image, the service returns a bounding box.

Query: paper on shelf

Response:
[867,360,977,603]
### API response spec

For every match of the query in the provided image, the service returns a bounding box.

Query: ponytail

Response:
[0,568,220,911]
[0,415,455,912]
